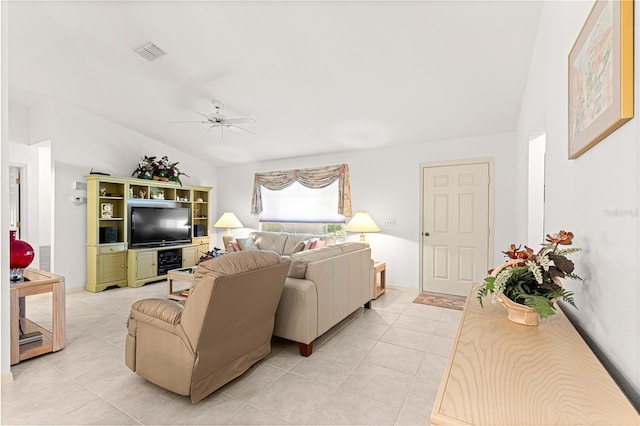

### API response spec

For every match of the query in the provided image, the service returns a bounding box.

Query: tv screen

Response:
[130,207,192,248]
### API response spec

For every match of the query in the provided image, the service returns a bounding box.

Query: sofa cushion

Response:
[287,244,362,279]
[251,232,288,254]
[247,232,338,256]
[336,242,367,254]
[236,238,259,251]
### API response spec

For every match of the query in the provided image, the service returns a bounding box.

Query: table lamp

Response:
[345,211,380,244]
[213,212,243,250]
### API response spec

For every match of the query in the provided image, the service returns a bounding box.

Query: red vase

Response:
[10,230,34,281]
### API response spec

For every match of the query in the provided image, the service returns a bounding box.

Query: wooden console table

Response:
[10,268,66,365]
[431,289,639,425]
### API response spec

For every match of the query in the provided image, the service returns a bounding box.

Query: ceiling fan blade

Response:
[169,120,207,124]
[228,124,256,135]
[225,117,256,124]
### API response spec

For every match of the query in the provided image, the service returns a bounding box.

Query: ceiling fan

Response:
[171,100,256,137]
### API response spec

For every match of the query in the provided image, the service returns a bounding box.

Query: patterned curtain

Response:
[251,164,352,217]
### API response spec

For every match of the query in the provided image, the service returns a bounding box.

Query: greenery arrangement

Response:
[132,156,189,185]
[476,230,583,318]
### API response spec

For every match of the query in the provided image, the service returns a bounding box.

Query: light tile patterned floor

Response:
[1,284,462,425]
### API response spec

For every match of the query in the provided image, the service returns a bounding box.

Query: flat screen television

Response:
[130,207,192,248]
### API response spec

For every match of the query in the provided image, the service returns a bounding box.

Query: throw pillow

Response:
[236,238,259,251]
[310,240,326,249]
[227,240,241,252]
[304,238,319,250]
[292,240,307,254]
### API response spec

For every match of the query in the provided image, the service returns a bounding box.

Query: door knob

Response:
[424,232,430,237]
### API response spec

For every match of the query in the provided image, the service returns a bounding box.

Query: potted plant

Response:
[132,155,189,186]
[132,155,157,180]
[476,230,582,325]
[158,156,189,186]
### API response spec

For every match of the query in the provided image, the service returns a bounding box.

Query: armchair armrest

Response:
[131,298,183,326]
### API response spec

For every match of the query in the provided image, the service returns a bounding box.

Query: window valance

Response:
[251,164,352,217]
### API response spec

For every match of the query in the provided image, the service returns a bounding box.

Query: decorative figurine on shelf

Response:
[129,188,134,198]
[139,190,146,199]
[10,230,35,282]
[100,187,107,197]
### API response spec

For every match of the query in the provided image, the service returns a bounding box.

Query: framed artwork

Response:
[101,203,113,219]
[568,0,633,159]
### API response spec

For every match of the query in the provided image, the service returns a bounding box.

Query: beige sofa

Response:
[274,241,373,356]
[125,251,290,403]
[228,231,336,257]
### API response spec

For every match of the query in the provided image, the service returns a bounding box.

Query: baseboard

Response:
[1,371,14,384]
[560,302,640,412]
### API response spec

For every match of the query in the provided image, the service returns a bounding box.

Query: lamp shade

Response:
[213,212,243,229]
[346,211,380,243]
[346,211,380,233]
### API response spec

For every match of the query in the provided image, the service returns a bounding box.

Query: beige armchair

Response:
[125,251,290,403]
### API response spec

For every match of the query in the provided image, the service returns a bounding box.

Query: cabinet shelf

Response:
[100,217,123,221]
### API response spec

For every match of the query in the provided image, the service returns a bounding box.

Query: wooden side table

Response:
[167,266,197,300]
[10,268,65,365]
[373,261,386,299]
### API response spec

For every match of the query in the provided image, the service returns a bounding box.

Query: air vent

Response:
[132,41,167,62]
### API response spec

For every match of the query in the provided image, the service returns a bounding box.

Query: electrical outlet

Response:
[72,196,86,204]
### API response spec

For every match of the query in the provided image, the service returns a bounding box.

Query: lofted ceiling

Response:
[7,1,543,167]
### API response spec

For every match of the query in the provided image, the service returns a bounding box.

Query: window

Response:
[251,164,352,219]
[259,181,345,223]
[261,222,346,239]
[259,180,346,238]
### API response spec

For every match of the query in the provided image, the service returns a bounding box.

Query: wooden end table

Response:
[167,266,197,300]
[373,261,386,299]
[10,268,65,365]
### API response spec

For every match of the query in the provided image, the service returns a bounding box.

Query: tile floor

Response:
[1,283,462,425]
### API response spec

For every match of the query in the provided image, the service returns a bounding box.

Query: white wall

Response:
[19,99,218,291]
[1,0,12,382]
[217,132,519,288]
[8,101,28,143]
[527,134,546,245]
[515,1,639,398]
[37,141,52,248]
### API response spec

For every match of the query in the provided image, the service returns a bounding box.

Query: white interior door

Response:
[421,162,491,296]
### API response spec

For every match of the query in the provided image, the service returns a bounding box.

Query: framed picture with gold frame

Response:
[568,0,633,159]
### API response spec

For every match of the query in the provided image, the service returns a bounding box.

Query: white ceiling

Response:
[7,1,543,167]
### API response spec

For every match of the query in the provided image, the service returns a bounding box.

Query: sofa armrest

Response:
[274,277,318,344]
